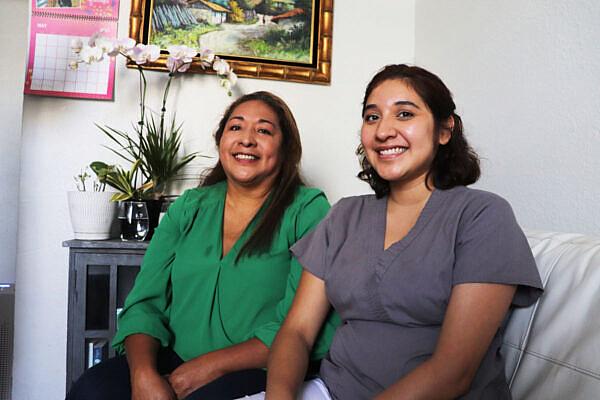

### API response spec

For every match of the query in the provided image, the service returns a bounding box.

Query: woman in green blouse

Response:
[66,91,338,400]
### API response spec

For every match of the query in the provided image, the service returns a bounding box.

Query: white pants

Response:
[237,378,332,400]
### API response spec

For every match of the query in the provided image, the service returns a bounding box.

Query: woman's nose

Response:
[238,129,257,147]
[375,116,398,141]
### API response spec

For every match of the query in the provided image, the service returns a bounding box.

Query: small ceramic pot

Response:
[67,191,117,240]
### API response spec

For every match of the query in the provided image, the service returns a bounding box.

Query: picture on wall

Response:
[130,0,333,84]
[36,0,82,7]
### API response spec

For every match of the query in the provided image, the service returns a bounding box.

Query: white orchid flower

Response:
[212,57,230,75]
[166,57,191,73]
[198,48,215,68]
[115,38,136,54]
[80,45,104,64]
[167,45,197,61]
[129,44,161,65]
[95,37,117,57]
[166,45,197,73]
[70,38,83,54]
[227,70,238,86]
[88,29,106,47]
[145,44,161,61]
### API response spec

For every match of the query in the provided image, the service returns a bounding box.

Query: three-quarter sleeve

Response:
[111,191,190,353]
[453,193,543,306]
[252,190,340,357]
[290,201,339,281]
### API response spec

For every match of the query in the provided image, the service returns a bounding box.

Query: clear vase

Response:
[118,201,149,241]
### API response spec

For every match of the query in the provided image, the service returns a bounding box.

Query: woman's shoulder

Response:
[333,193,377,208]
[168,181,226,214]
[294,185,326,202]
[284,185,330,219]
[441,186,512,210]
[180,181,226,202]
[439,186,516,226]
[292,185,346,208]
[324,193,378,223]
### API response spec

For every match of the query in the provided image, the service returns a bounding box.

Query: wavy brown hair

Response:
[357,64,480,198]
[202,91,304,260]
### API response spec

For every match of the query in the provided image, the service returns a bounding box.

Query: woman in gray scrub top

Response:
[264,65,543,400]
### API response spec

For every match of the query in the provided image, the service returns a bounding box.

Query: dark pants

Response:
[66,347,267,400]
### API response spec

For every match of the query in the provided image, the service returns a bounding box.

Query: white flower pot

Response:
[67,191,118,240]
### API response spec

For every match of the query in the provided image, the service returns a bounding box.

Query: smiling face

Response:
[219,100,283,191]
[361,79,451,191]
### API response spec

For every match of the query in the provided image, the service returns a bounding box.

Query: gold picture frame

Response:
[129,0,333,84]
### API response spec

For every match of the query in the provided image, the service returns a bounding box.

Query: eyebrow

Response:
[229,115,276,126]
[363,100,421,114]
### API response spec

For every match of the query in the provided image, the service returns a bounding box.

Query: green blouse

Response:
[112,181,339,361]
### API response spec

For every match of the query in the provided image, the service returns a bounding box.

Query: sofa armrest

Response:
[501,230,600,399]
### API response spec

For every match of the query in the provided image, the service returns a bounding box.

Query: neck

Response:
[387,173,433,207]
[225,180,271,208]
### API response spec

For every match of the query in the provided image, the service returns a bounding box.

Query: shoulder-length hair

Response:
[202,91,304,259]
[357,64,480,198]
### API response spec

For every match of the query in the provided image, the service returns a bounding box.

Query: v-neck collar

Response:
[217,184,272,263]
[380,189,441,252]
[373,188,444,277]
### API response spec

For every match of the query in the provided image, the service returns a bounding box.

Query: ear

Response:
[438,116,453,145]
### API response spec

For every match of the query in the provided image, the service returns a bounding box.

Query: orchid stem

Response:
[135,64,147,198]
[161,73,174,135]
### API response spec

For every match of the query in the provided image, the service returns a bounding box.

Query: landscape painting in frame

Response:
[130,0,333,84]
[35,0,82,7]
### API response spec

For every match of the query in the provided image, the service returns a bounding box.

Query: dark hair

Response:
[357,64,480,198]
[202,91,304,260]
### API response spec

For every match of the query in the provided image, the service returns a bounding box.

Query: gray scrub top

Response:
[291,186,543,399]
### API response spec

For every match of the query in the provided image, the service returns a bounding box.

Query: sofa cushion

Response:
[501,230,600,399]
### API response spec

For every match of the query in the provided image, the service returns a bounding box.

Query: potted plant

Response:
[89,159,156,241]
[67,167,117,240]
[71,36,236,239]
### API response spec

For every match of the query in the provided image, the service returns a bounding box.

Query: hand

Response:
[131,368,176,400]
[168,356,222,399]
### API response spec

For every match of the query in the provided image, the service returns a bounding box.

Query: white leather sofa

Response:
[501,230,600,399]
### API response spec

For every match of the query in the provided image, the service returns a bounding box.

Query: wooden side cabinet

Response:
[63,240,148,393]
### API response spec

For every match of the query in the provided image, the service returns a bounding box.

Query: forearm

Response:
[124,333,161,376]
[125,334,176,400]
[265,328,312,400]
[201,338,269,377]
[167,338,270,398]
[374,357,470,400]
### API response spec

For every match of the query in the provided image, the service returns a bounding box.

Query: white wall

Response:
[12,1,415,398]
[0,0,28,284]
[415,0,600,235]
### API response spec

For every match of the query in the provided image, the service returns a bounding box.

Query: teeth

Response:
[379,147,407,155]
[235,153,257,160]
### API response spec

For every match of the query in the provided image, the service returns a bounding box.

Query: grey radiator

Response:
[0,284,14,400]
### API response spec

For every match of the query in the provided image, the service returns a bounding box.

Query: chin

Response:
[375,170,406,182]
[232,177,257,186]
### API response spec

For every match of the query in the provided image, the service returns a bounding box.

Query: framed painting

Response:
[129,0,333,84]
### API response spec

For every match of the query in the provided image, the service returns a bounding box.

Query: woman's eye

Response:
[397,111,413,119]
[229,125,241,131]
[258,128,272,135]
[364,114,379,122]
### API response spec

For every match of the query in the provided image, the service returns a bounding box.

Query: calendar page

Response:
[24,0,120,100]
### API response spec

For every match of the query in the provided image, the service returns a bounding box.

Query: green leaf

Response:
[111,192,132,202]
